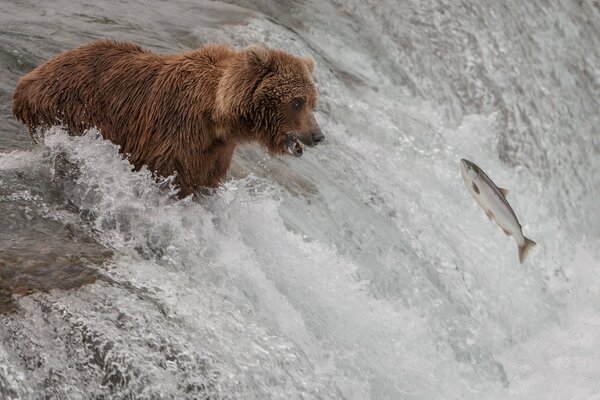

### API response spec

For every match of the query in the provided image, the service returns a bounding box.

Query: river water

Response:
[0,0,599,399]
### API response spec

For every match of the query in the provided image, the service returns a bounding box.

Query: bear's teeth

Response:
[293,140,303,156]
[285,135,303,157]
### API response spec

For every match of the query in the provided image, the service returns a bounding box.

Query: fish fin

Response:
[499,187,509,197]
[518,237,537,263]
[502,228,511,236]
[472,182,480,194]
[485,210,494,221]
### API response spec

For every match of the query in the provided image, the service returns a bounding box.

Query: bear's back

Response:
[13,40,166,137]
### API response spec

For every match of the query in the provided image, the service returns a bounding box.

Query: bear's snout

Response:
[296,114,324,148]
[311,126,324,145]
[297,125,324,147]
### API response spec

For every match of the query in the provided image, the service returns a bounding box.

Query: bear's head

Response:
[216,46,323,157]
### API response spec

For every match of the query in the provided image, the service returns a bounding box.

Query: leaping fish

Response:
[460,159,536,263]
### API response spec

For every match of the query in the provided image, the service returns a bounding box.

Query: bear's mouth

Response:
[285,134,304,157]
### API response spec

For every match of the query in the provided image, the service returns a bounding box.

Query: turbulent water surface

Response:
[1,0,599,398]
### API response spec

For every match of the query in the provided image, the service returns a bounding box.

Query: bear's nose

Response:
[311,129,324,145]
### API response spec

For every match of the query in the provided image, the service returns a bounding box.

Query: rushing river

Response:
[1,0,599,398]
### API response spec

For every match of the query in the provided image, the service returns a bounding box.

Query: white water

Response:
[1,0,599,399]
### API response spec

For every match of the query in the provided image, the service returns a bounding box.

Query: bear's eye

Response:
[291,97,305,111]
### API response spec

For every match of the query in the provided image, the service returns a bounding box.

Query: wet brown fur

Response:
[12,40,319,196]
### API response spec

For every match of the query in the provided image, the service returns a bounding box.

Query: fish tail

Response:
[518,237,537,263]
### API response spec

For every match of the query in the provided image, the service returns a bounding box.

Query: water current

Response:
[0,0,599,398]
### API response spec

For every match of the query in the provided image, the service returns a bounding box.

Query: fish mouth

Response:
[459,159,468,175]
[459,159,476,186]
[459,158,478,178]
[285,134,304,157]
[460,159,478,171]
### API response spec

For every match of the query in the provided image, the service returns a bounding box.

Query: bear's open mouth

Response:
[285,134,303,157]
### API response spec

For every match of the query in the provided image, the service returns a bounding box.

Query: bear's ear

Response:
[244,45,274,72]
[302,56,315,74]
[215,47,270,121]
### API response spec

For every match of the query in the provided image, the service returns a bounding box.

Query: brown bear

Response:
[12,40,323,197]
